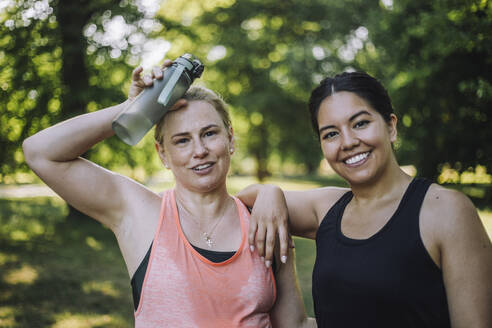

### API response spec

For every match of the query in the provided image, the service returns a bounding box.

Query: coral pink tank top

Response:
[134,190,276,328]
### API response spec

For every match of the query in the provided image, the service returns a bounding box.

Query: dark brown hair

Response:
[308,72,394,137]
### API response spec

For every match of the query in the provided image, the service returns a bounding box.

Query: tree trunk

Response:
[57,1,93,220]
[57,1,91,120]
[251,125,270,182]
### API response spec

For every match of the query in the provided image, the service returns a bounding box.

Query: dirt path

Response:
[0,184,59,198]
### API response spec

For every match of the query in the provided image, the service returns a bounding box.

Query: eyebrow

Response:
[171,124,220,138]
[318,110,372,134]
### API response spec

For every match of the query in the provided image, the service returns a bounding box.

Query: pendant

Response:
[203,233,214,248]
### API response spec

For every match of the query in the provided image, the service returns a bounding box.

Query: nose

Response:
[341,129,359,151]
[193,139,209,158]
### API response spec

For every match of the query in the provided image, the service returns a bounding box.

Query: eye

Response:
[354,120,370,129]
[203,130,218,137]
[174,138,189,145]
[322,131,338,140]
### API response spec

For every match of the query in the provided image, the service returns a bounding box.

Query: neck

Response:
[349,157,412,203]
[174,182,232,219]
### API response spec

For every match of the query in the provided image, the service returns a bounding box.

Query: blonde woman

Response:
[23,60,315,327]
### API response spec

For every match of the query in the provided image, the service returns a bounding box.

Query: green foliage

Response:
[157,0,355,179]
[1,0,490,181]
[357,0,492,179]
[156,0,491,180]
[0,1,61,177]
[0,0,177,182]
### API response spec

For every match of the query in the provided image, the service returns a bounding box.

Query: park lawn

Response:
[0,197,133,327]
[1,175,491,327]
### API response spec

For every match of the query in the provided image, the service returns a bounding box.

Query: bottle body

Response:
[112,54,203,146]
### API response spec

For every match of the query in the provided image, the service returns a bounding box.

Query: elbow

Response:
[22,136,41,169]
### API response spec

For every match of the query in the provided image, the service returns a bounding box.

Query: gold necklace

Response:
[177,199,230,248]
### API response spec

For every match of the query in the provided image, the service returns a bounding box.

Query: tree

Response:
[2,0,490,183]
[357,0,492,179]
[157,0,368,180]
[0,0,177,182]
[174,0,491,180]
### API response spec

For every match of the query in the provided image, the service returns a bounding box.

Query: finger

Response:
[248,215,258,252]
[170,99,187,111]
[153,66,163,80]
[278,225,289,264]
[264,224,276,268]
[289,234,295,248]
[132,66,144,81]
[255,223,266,259]
[142,74,153,86]
[161,59,172,69]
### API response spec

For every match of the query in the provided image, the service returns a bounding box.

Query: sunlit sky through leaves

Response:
[0,0,170,69]
[85,0,170,69]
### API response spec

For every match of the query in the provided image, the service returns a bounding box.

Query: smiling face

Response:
[317,91,397,186]
[156,100,234,193]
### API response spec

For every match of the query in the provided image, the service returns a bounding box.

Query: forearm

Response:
[23,100,129,164]
[237,184,282,207]
[271,247,313,328]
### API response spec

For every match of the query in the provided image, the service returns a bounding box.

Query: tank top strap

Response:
[231,195,250,245]
[402,177,433,210]
[395,178,433,232]
[318,190,353,229]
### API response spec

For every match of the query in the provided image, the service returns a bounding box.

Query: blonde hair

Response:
[154,86,232,146]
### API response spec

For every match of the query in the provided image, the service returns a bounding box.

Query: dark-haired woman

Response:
[239,72,492,327]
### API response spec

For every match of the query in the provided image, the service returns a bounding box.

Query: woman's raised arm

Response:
[22,64,171,230]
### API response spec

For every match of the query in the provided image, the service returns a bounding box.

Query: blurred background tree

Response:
[360,0,492,180]
[1,0,491,182]
[0,0,183,183]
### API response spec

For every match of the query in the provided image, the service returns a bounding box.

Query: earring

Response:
[164,163,169,169]
[229,147,234,154]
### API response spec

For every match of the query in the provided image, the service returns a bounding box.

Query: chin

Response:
[334,167,376,186]
[190,176,227,193]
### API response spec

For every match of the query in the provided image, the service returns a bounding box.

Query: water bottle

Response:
[112,54,204,146]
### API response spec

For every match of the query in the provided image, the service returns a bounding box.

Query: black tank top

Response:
[312,178,450,327]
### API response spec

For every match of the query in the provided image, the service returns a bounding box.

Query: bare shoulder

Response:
[283,186,349,238]
[114,172,160,202]
[118,175,162,214]
[422,183,477,224]
[421,183,486,245]
[311,186,350,222]
[288,186,349,222]
[113,179,164,271]
[111,173,162,231]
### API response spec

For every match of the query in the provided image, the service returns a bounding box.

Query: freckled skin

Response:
[158,100,233,194]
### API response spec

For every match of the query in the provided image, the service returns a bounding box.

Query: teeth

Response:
[345,152,369,165]
[194,163,212,171]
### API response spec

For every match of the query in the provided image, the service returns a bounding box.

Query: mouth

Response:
[343,152,370,165]
[191,162,215,172]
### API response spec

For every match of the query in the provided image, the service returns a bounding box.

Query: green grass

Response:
[0,198,133,327]
[1,176,491,327]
